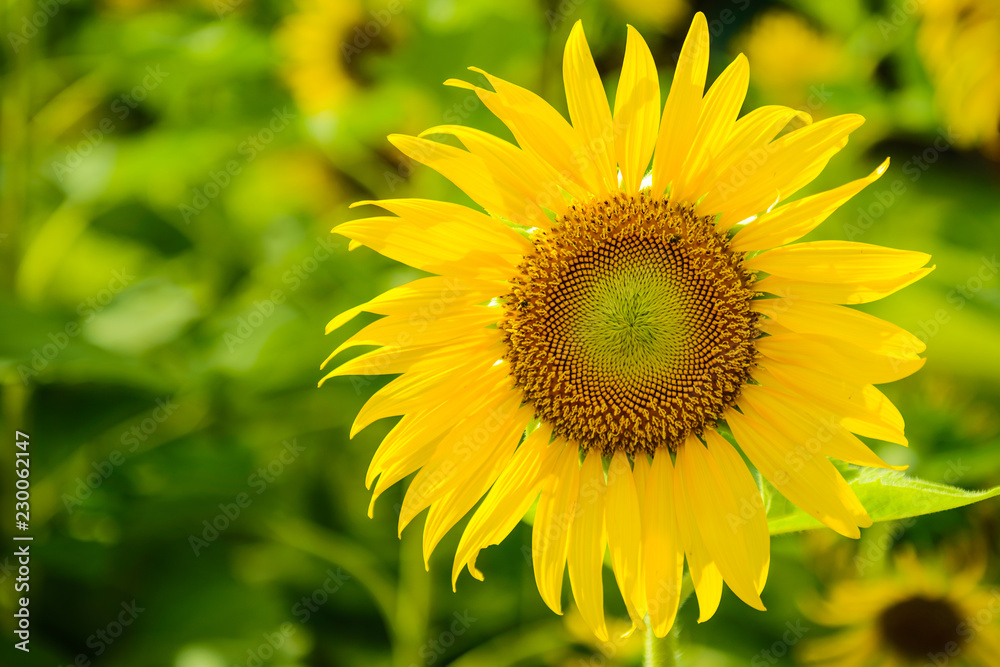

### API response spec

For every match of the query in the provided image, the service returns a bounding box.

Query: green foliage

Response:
[1,0,999,666]
[767,469,1000,535]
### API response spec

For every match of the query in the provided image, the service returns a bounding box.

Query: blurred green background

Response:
[1,0,999,665]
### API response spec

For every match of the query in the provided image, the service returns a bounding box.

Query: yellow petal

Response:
[798,628,880,665]
[632,454,651,503]
[605,452,645,628]
[642,448,684,637]
[564,21,617,191]
[532,441,581,614]
[421,406,531,566]
[366,413,443,517]
[399,392,525,532]
[754,267,935,304]
[450,69,603,196]
[699,114,865,229]
[452,423,557,586]
[567,449,609,641]
[675,433,767,611]
[344,345,505,437]
[325,275,502,336]
[692,105,811,204]
[672,476,723,622]
[329,308,497,361]
[704,430,770,594]
[419,125,571,220]
[746,241,931,283]
[652,12,709,193]
[324,330,499,389]
[671,54,750,203]
[738,384,906,471]
[732,159,890,251]
[756,333,925,385]
[754,364,907,445]
[388,134,550,228]
[753,297,925,358]
[350,198,532,254]
[348,343,504,435]
[727,406,871,539]
[630,454,651,621]
[614,26,660,193]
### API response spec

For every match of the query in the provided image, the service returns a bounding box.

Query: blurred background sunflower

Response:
[918,0,1000,158]
[800,544,1000,666]
[1,0,999,666]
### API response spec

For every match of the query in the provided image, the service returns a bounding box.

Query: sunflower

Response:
[919,0,1000,157]
[323,13,932,640]
[277,0,399,114]
[800,547,1000,666]
[736,10,848,113]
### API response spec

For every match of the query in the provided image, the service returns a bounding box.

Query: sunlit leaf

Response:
[767,468,1000,535]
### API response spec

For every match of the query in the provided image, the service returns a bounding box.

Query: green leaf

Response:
[767,468,1000,535]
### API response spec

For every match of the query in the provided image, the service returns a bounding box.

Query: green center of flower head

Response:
[878,596,963,660]
[575,242,688,378]
[501,193,759,455]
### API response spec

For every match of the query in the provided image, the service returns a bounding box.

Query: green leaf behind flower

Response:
[766,468,1000,535]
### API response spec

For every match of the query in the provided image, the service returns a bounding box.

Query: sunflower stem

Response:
[643,625,677,667]
[643,574,693,667]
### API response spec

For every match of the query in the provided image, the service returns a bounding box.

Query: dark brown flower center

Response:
[500,193,758,455]
[878,596,964,660]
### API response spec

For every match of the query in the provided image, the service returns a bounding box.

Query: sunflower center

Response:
[500,193,758,454]
[878,596,964,660]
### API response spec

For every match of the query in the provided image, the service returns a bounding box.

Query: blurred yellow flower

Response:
[800,546,1000,666]
[736,10,845,112]
[919,0,1000,157]
[277,0,403,114]
[609,0,688,30]
[325,13,930,641]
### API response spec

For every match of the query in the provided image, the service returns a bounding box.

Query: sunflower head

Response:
[325,12,931,641]
[500,192,759,455]
[802,547,1000,666]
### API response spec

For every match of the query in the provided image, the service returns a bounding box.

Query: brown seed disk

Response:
[500,192,759,455]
